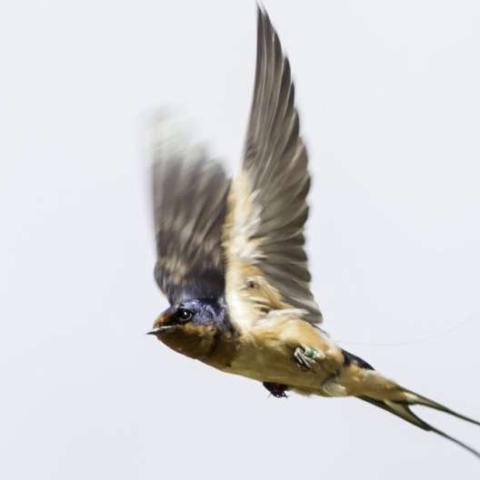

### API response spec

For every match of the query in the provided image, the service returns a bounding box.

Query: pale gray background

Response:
[1,0,480,478]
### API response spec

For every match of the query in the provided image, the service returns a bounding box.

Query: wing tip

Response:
[256,3,271,25]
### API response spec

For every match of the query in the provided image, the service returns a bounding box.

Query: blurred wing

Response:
[224,8,322,327]
[152,117,230,305]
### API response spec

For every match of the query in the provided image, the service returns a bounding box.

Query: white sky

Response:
[1,1,480,478]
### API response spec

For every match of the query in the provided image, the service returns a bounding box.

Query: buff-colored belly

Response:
[225,350,326,389]
[221,325,342,391]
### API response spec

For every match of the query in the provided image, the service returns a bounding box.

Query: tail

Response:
[358,389,480,459]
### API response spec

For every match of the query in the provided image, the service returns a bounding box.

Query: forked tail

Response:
[358,389,480,459]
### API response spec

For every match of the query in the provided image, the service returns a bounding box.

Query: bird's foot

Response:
[263,382,289,398]
[294,345,325,370]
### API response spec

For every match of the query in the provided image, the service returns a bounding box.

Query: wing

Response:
[151,116,230,305]
[223,8,323,327]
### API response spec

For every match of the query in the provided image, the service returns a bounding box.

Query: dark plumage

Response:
[153,299,231,331]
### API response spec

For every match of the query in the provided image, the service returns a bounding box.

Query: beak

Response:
[147,310,176,336]
[146,325,175,335]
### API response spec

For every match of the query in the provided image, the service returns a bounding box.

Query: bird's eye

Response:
[177,308,193,322]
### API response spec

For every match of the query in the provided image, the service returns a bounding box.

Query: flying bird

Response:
[148,6,480,458]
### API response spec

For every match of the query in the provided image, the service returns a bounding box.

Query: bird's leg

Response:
[263,382,289,398]
[293,345,325,370]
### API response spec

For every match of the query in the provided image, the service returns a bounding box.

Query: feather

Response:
[224,7,322,328]
[151,115,230,304]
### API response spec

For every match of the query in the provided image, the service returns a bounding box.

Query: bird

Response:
[148,6,480,458]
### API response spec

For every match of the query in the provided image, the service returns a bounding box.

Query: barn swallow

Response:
[148,6,480,458]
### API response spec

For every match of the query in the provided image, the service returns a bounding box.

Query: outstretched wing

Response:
[224,8,322,327]
[151,117,230,305]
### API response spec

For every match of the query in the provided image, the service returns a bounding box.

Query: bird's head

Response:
[148,298,229,360]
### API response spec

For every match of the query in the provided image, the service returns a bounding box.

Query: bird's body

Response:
[224,317,342,391]
[148,6,480,459]
[157,307,409,401]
